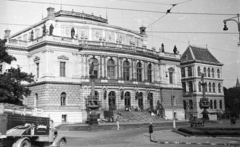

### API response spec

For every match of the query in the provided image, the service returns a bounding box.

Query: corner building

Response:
[180,45,225,119]
[3,8,184,124]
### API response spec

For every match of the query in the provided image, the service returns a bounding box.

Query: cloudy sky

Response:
[0,0,239,88]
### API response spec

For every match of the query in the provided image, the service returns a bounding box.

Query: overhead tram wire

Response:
[146,31,238,35]
[115,0,172,5]
[147,0,192,28]
[7,0,236,16]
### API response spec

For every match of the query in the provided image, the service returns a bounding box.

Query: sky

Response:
[0,0,240,88]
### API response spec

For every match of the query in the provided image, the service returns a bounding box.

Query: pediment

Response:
[58,55,69,60]
[34,56,40,62]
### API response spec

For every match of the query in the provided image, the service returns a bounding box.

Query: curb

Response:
[152,140,240,146]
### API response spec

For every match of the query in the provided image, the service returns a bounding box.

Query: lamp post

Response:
[223,14,240,46]
[166,71,176,130]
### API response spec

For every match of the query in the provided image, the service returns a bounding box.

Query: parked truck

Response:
[0,103,66,147]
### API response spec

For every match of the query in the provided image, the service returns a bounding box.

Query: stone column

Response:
[117,56,119,79]
[104,56,107,79]
[144,61,147,82]
[152,63,155,83]
[85,55,88,78]
[81,54,85,78]
[100,55,102,79]
[119,57,122,80]
[132,59,135,80]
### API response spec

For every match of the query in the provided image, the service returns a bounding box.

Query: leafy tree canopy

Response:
[0,39,16,64]
[224,86,240,116]
[0,39,34,105]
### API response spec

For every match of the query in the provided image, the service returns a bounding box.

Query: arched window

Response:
[109,91,116,110]
[210,100,213,109]
[198,82,202,92]
[203,67,206,77]
[208,68,210,77]
[197,66,201,77]
[214,100,217,109]
[219,100,222,109]
[217,69,220,78]
[218,83,221,93]
[124,91,131,108]
[136,62,142,81]
[61,92,66,106]
[90,58,99,78]
[209,83,212,92]
[34,93,38,108]
[123,60,130,81]
[147,64,152,82]
[107,59,115,79]
[212,83,215,93]
[212,68,214,78]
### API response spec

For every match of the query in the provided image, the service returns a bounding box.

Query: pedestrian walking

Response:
[116,113,120,130]
[149,122,153,141]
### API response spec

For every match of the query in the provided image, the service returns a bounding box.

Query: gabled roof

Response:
[181,45,221,65]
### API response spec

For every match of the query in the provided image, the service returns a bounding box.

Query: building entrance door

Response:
[109,91,116,110]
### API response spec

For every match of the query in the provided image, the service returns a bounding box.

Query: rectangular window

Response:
[181,68,185,78]
[188,81,193,92]
[60,62,66,77]
[36,63,39,78]
[182,82,186,92]
[62,115,67,122]
[188,66,192,77]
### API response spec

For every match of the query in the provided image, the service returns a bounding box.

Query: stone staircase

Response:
[118,110,165,122]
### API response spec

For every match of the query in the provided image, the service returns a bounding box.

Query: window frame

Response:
[123,60,130,81]
[60,62,66,77]
[136,62,142,81]
[107,59,115,79]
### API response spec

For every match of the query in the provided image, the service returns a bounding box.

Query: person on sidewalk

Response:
[116,113,120,130]
[149,122,153,141]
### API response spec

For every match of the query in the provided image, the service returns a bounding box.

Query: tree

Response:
[0,39,34,105]
[0,39,16,64]
[224,86,240,117]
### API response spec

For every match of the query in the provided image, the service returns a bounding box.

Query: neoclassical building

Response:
[2,7,184,124]
[180,45,225,119]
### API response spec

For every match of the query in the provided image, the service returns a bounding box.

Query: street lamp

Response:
[223,14,240,46]
[166,71,176,130]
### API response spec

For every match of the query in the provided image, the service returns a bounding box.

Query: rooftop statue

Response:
[49,24,54,36]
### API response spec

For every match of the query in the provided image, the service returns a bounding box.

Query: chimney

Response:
[139,26,146,35]
[4,29,11,39]
[47,7,55,18]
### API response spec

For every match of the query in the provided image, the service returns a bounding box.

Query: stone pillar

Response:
[152,63,155,83]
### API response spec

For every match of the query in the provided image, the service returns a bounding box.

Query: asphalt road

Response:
[58,124,234,147]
